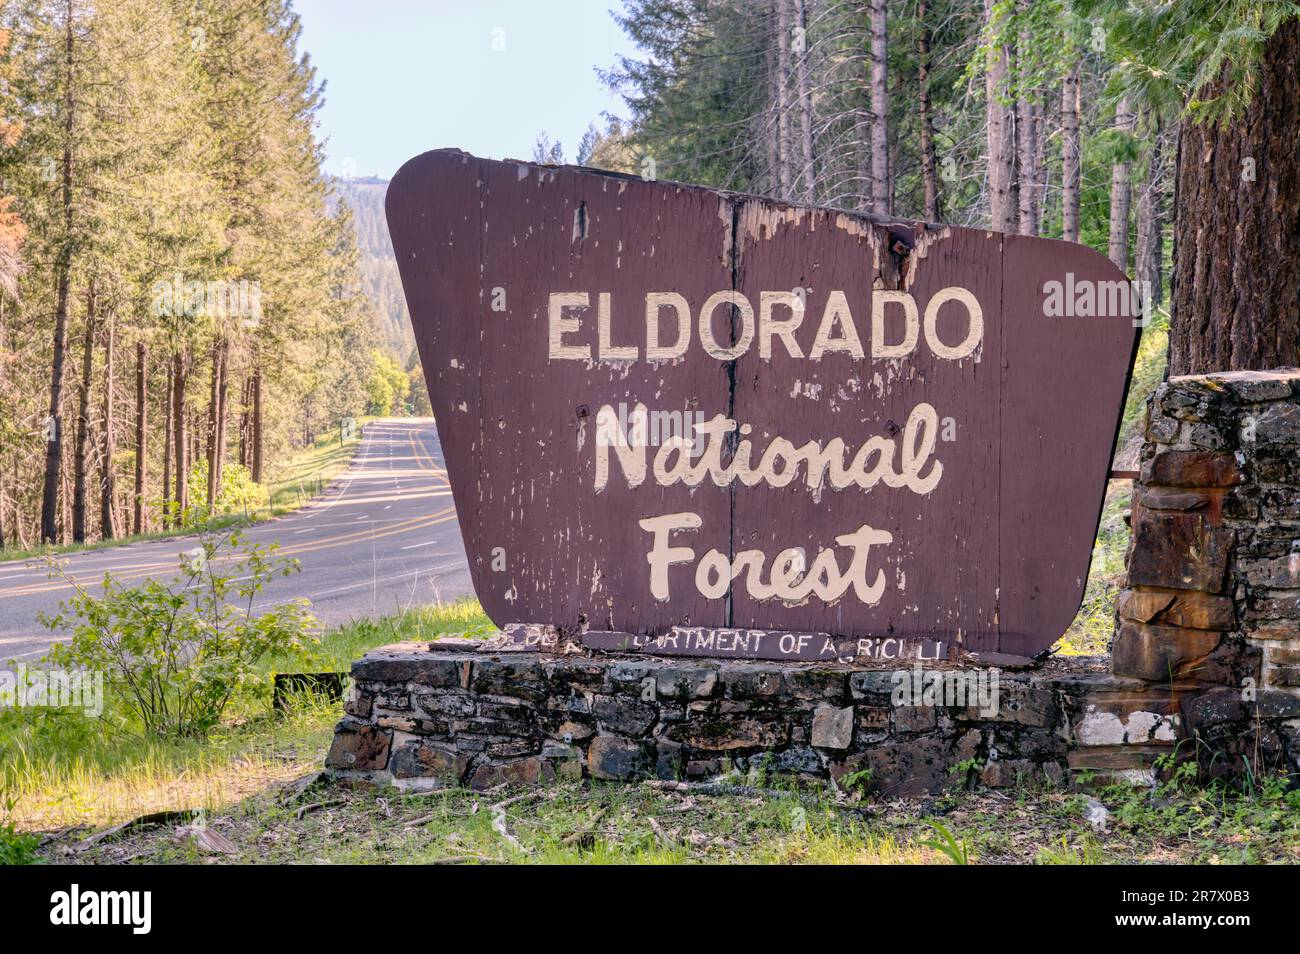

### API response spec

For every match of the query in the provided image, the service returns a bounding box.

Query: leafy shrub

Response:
[186,460,268,518]
[0,790,39,865]
[43,530,320,739]
[0,822,39,865]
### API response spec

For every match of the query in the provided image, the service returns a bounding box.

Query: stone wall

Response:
[1114,369,1300,777]
[324,370,1300,793]
[326,644,1186,793]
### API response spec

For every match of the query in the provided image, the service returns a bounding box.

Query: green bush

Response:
[0,822,40,865]
[186,460,268,518]
[42,530,320,739]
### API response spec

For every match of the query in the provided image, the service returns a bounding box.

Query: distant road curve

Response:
[0,419,475,664]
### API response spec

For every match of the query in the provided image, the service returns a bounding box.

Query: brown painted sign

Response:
[387,150,1139,659]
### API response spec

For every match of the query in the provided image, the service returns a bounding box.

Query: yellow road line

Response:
[0,421,457,599]
[1,508,459,598]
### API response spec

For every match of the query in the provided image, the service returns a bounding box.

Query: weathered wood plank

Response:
[386,150,1139,660]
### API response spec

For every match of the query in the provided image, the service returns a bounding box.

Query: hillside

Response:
[335,177,415,362]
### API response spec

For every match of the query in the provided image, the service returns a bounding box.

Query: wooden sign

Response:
[387,150,1139,659]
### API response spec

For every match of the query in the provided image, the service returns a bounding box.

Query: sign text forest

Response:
[387,151,1138,661]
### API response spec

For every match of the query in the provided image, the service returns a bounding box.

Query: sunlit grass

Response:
[0,599,490,832]
[262,416,377,514]
[8,592,1300,866]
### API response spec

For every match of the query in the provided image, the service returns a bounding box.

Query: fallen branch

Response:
[295,799,343,820]
[75,809,200,852]
[647,815,672,848]
[561,808,607,846]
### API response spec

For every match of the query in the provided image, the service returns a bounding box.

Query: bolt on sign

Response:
[387,150,1139,663]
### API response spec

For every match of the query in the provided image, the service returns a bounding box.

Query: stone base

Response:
[323,641,1300,794]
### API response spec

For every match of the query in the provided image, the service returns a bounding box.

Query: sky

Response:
[294,0,640,180]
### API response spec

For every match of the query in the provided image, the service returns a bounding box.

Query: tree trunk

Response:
[133,340,146,534]
[172,351,188,518]
[40,0,76,544]
[1135,119,1165,309]
[60,440,70,542]
[1108,96,1136,270]
[1015,2,1037,236]
[206,337,228,510]
[1016,91,1037,235]
[869,0,890,215]
[1169,18,1300,374]
[794,0,815,203]
[238,374,250,468]
[205,339,219,509]
[765,10,781,197]
[1032,95,1047,234]
[161,359,172,528]
[775,0,793,200]
[72,286,96,544]
[917,0,940,222]
[215,340,228,486]
[251,359,263,483]
[1061,63,1081,243]
[99,312,116,540]
[983,0,1017,232]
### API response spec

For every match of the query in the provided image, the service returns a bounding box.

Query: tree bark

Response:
[133,340,146,534]
[1016,92,1037,235]
[1032,95,1047,234]
[917,0,940,222]
[205,339,219,509]
[206,337,228,510]
[1015,2,1037,236]
[1061,63,1081,243]
[869,0,890,215]
[765,9,781,197]
[794,0,815,202]
[251,360,263,483]
[238,374,250,468]
[40,0,76,544]
[72,285,96,544]
[161,360,172,528]
[1169,18,1300,374]
[99,311,116,539]
[983,0,1017,232]
[172,351,188,518]
[775,0,793,200]
[1135,119,1165,309]
[1108,96,1136,270]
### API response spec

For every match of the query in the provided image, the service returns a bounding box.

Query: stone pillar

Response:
[1114,369,1300,777]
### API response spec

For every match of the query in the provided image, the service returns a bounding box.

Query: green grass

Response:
[0,418,378,565]
[0,598,489,833]
[261,416,377,514]
[37,765,1300,866]
[8,594,1300,866]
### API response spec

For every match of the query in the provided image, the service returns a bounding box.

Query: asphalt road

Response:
[0,418,476,664]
